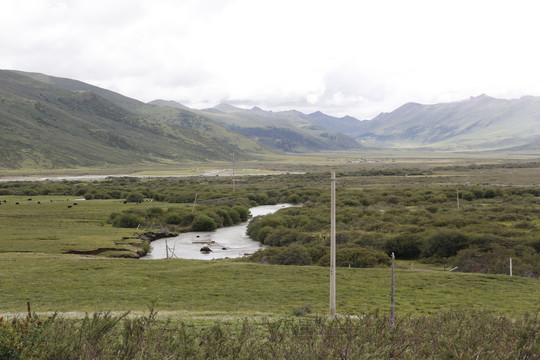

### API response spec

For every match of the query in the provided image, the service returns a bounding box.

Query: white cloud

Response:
[2,0,540,119]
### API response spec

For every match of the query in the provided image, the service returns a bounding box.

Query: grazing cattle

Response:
[28,198,32,201]
[67,205,72,208]
[37,201,41,204]
[73,203,78,206]
[15,202,19,205]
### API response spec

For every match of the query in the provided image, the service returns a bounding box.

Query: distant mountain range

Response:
[355,95,540,151]
[193,103,362,152]
[1,69,539,170]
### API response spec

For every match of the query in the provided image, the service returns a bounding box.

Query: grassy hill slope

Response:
[0,70,245,169]
[14,71,269,155]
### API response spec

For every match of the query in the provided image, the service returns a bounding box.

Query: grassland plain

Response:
[1,253,539,317]
[0,163,539,318]
[0,195,167,255]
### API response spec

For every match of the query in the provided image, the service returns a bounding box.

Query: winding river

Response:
[141,204,293,260]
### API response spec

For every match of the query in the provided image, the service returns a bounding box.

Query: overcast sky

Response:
[2,0,540,119]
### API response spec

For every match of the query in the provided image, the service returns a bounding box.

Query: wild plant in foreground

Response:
[1,311,538,359]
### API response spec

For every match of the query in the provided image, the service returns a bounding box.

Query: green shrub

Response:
[254,226,275,243]
[422,230,469,258]
[164,213,183,225]
[425,205,438,214]
[215,208,233,226]
[191,215,217,231]
[384,234,423,259]
[113,213,144,228]
[287,194,301,204]
[250,244,311,265]
[319,247,390,268]
[126,192,144,203]
[246,215,287,241]
[232,206,249,221]
[276,244,312,265]
[263,228,300,246]
[146,207,164,217]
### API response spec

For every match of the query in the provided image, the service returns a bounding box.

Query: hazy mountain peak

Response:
[467,94,495,102]
[148,99,190,110]
[250,106,266,112]
[213,103,244,113]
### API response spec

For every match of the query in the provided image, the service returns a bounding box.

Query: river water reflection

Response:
[141,204,293,260]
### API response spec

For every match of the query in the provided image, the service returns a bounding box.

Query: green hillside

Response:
[0,70,248,170]
[14,71,269,156]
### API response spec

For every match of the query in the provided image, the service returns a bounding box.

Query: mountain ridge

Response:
[3,69,540,171]
[357,94,540,150]
[13,70,269,156]
[0,70,261,169]
[194,104,364,152]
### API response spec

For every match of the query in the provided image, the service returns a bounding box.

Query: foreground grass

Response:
[1,311,539,359]
[1,253,539,317]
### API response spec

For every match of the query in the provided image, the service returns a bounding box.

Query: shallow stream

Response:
[141,204,293,260]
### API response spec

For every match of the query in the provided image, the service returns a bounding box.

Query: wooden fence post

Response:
[390,252,395,329]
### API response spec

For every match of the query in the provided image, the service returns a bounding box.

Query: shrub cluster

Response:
[246,185,540,276]
[109,205,250,233]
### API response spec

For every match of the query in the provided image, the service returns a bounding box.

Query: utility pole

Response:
[232,152,236,193]
[330,171,336,319]
[456,188,460,210]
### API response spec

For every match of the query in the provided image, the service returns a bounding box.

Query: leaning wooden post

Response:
[330,171,336,319]
[232,152,236,193]
[27,301,31,320]
[192,193,198,213]
[390,252,395,329]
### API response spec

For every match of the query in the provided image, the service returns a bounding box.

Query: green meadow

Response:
[0,195,156,255]
[1,253,539,317]
[0,161,539,318]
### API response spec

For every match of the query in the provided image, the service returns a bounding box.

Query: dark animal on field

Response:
[68,205,72,208]
[73,203,78,206]
[15,202,19,205]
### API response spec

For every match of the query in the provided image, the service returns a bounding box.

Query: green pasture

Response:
[0,195,173,255]
[1,253,538,316]
[0,166,539,319]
